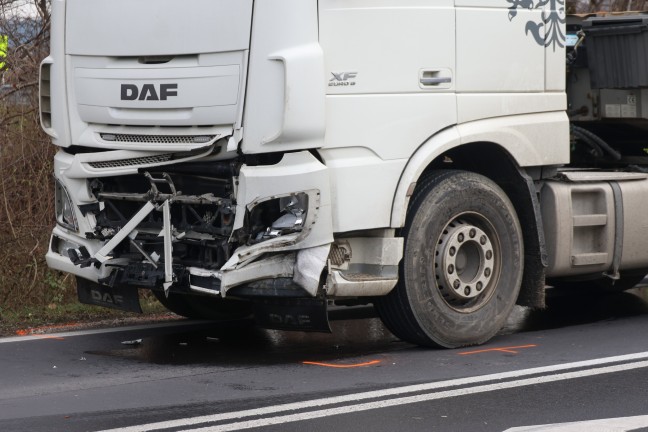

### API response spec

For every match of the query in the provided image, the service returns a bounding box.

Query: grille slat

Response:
[100,133,216,145]
[89,154,173,169]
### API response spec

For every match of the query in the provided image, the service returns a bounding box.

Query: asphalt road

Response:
[2,287,648,432]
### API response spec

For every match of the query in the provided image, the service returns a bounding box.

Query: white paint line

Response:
[504,415,648,431]
[0,320,210,344]
[97,352,648,432]
[181,360,648,432]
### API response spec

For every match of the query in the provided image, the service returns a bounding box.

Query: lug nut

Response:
[453,279,461,289]
[480,235,487,245]
[458,233,465,243]
[469,228,476,238]
[476,282,483,291]
[448,264,455,274]
[485,268,491,277]
[449,246,456,257]
[464,286,471,296]
[486,250,493,260]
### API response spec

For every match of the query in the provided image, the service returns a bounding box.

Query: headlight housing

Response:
[54,178,78,231]
[251,193,309,243]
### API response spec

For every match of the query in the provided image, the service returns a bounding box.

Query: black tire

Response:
[550,270,648,293]
[375,170,524,348]
[152,290,253,321]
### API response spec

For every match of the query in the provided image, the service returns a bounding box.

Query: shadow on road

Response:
[86,286,648,366]
[86,313,405,367]
[502,286,648,335]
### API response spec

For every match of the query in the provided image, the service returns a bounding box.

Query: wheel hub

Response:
[435,220,494,301]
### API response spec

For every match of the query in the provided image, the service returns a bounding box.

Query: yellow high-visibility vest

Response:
[0,35,7,70]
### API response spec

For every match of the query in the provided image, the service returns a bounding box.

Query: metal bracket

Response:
[605,181,624,280]
[162,200,175,295]
[94,201,157,264]
[144,171,177,197]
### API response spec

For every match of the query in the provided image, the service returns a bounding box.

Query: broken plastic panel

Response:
[253,193,308,242]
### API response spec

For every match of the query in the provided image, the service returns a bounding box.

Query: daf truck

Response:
[41,0,648,347]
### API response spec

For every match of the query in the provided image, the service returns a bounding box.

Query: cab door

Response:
[318,0,457,232]
[319,0,457,159]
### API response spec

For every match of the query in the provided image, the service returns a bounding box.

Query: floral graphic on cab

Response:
[507,0,566,51]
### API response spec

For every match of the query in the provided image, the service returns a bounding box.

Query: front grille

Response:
[89,154,173,169]
[100,133,216,145]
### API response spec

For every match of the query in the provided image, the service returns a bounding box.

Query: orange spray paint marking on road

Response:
[30,335,66,341]
[458,344,537,355]
[16,322,82,336]
[302,360,382,368]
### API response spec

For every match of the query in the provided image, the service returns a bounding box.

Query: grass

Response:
[0,291,174,337]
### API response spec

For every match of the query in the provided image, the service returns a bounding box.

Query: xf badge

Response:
[329,72,358,87]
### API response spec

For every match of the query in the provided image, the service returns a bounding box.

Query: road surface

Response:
[2,287,648,431]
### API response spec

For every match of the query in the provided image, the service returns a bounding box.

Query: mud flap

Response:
[253,297,330,333]
[77,278,142,313]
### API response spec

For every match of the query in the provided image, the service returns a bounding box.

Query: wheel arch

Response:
[391,135,548,309]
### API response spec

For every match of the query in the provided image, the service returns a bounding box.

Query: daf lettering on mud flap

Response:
[90,289,124,306]
[268,313,312,327]
[120,83,178,101]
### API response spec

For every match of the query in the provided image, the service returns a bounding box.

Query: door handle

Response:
[419,69,453,88]
[420,77,452,85]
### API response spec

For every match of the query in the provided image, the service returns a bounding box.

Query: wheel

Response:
[375,170,524,348]
[550,270,648,293]
[152,290,253,320]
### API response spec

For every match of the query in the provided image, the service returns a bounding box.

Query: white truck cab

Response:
[42,1,648,347]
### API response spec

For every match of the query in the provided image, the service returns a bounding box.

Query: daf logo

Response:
[90,289,124,306]
[268,313,312,327]
[120,83,178,101]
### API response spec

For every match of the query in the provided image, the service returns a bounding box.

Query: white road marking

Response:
[504,415,648,431]
[180,360,648,432]
[97,352,648,432]
[0,320,209,344]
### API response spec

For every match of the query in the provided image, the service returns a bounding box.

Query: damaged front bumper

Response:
[46,150,334,301]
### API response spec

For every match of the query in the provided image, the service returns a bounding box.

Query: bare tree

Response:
[567,0,648,11]
[0,0,49,114]
[0,1,59,311]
